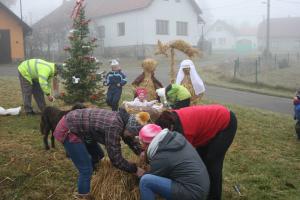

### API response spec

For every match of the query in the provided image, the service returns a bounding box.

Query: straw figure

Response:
[176,59,205,105]
[132,58,163,101]
[155,40,201,84]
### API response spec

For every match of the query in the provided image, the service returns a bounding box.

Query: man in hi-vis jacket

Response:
[18,59,62,115]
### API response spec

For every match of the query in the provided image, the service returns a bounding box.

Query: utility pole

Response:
[265,0,270,56]
[19,0,23,20]
[201,22,205,50]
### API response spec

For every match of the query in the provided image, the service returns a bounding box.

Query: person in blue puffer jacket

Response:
[104,59,127,111]
[293,89,300,140]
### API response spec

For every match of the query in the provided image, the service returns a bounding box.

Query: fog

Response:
[199,0,300,25]
[6,0,300,25]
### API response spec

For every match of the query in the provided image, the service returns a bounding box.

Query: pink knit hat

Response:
[139,124,162,144]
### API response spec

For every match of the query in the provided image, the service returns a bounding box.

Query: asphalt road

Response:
[0,65,293,115]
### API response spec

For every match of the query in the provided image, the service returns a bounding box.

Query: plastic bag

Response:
[0,106,21,115]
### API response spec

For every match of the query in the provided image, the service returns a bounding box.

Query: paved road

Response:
[0,65,293,115]
[206,85,293,115]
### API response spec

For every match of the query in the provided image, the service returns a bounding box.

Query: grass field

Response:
[0,77,299,200]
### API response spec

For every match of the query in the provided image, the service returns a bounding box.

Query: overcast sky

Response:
[199,0,300,26]
[9,0,300,26]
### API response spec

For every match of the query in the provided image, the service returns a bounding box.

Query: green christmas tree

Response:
[61,3,105,105]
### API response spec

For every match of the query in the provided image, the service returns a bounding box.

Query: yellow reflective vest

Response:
[18,59,55,95]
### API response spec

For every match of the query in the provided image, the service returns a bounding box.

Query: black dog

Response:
[40,103,85,150]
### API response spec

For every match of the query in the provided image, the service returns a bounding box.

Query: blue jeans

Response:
[64,140,93,194]
[139,174,172,200]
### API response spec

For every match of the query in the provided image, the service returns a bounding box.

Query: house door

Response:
[0,30,12,64]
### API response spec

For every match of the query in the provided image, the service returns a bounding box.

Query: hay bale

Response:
[91,158,141,200]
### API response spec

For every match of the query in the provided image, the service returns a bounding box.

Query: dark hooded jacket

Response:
[147,131,210,200]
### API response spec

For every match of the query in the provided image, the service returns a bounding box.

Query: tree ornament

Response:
[72,76,80,84]
[64,46,71,51]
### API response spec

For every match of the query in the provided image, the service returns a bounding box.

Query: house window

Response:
[156,20,169,35]
[218,38,226,45]
[118,22,125,36]
[97,26,105,38]
[176,21,188,36]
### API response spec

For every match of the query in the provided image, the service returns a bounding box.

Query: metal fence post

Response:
[255,59,258,84]
[234,57,239,79]
[258,56,261,71]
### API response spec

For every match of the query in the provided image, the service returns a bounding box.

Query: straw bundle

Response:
[155,40,201,58]
[155,40,169,57]
[142,58,158,73]
[169,40,200,58]
[91,159,140,200]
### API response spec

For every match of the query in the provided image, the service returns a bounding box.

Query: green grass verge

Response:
[0,77,299,200]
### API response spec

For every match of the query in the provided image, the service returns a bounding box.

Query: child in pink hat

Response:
[138,124,210,200]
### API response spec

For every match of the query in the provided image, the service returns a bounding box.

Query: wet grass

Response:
[0,77,299,200]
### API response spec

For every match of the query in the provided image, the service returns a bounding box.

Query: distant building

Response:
[257,17,300,53]
[33,0,203,58]
[205,20,238,51]
[236,27,257,53]
[206,20,257,53]
[0,2,31,63]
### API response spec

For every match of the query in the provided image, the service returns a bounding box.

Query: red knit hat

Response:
[139,124,162,143]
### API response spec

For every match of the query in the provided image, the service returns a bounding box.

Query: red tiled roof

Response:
[89,0,152,18]
[34,0,201,28]
[257,17,300,38]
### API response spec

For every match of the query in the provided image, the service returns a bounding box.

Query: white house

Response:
[205,20,238,51]
[33,0,203,58]
[206,20,257,53]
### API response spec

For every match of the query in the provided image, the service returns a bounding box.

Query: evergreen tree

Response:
[61,4,105,105]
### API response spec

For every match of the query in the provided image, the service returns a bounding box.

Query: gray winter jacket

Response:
[147,131,210,200]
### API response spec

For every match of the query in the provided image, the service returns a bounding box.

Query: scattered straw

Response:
[47,186,63,199]
[91,158,141,200]
[0,177,15,185]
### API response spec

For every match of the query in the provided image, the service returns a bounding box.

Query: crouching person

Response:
[53,108,150,199]
[138,124,210,200]
[165,84,191,109]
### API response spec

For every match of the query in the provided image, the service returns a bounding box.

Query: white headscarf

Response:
[176,59,205,95]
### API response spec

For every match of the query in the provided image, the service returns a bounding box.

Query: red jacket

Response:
[175,105,231,147]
